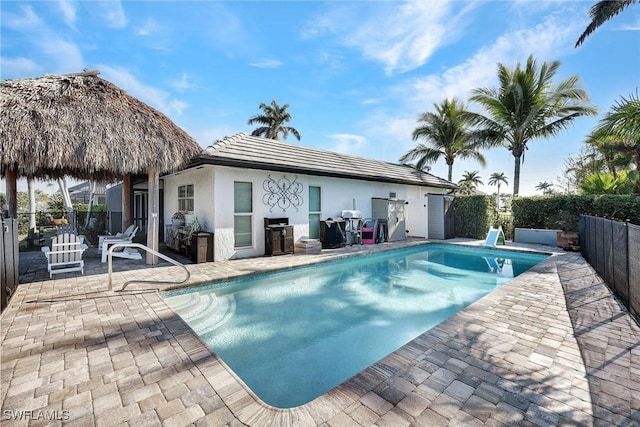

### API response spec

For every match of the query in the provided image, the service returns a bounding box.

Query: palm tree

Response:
[488,172,509,211]
[585,130,633,179]
[400,98,487,182]
[457,170,483,195]
[247,100,301,141]
[456,180,475,196]
[575,0,638,47]
[589,91,640,192]
[466,55,597,195]
[535,181,554,195]
[593,92,640,171]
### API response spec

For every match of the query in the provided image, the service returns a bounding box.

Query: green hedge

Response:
[453,195,497,239]
[511,195,640,232]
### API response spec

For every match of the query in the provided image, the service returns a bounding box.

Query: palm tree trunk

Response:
[513,155,522,196]
[447,165,453,182]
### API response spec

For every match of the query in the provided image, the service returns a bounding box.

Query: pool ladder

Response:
[106,242,191,291]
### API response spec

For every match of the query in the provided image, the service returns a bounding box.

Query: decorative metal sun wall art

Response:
[262,174,304,212]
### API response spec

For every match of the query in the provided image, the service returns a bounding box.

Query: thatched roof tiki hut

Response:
[1,70,202,264]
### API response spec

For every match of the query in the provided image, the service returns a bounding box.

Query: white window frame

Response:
[309,185,321,239]
[234,181,253,248]
[178,184,194,213]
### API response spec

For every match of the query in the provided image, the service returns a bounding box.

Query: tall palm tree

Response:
[400,98,487,182]
[466,55,597,195]
[247,100,301,141]
[575,0,638,47]
[535,181,554,194]
[488,172,509,211]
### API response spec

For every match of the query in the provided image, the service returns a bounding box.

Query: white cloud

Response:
[203,3,253,59]
[404,10,582,113]
[249,59,283,69]
[3,6,41,29]
[304,1,475,75]
[57,0,76,27]
[41,38,84,72]
[190,126,237,148]
[622,17,640,31]
[327,134,368,156]
[99,65,189,117]
[171,73,194,91]
[0,57,41,79]
[97,0,127,28]
[2,6,84,75]
[136,17,160,36]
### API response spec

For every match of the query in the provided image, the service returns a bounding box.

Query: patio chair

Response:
[56,223,78,235]
[101,226,142,263]
[98,225,136,251]
[41,233,88,278]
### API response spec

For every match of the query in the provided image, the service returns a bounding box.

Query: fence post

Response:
[625,220,630,314]
[1,219,19,312]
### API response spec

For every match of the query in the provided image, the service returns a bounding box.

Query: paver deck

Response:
[1,239,639,426]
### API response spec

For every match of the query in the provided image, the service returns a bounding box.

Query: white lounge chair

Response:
[101,226,142,263]
[97,224,136,251]
[41,233,88,278]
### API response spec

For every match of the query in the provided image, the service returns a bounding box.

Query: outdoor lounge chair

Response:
[101,226,142,263]
[98,224,136,251]
[41,233,88,278]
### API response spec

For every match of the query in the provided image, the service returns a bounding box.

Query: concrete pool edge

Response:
[152,245,566,424]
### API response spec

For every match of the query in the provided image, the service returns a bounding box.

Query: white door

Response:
[406,197,427,238]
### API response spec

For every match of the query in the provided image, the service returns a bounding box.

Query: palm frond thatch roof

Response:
[0,70,201,181]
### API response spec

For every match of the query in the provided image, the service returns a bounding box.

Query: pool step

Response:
[164,292,236,334]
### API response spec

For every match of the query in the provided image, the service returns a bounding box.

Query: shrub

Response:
[512,195,640,231]
[453,195,497,239]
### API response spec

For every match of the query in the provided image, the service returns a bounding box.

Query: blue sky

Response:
[2,0,639,196]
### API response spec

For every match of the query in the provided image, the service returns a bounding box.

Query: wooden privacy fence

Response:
[1,218,19,313]
[580,215,640,320]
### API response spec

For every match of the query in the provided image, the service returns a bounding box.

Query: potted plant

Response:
[171,211,185,226]
[554,211,580,251]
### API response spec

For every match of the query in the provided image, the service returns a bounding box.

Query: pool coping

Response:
[2,239,639,426]
[151,242,564,423]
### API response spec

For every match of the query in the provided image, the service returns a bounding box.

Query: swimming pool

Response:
[162,243,547,408]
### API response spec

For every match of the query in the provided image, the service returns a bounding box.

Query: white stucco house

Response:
[161,133,457,261]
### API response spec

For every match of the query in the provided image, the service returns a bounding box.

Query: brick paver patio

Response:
[1,239,638,426]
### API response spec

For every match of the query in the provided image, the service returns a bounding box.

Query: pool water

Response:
[162,243,547,408]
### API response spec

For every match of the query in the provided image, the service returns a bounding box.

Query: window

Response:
[309,186,321,239]
[178,184,194,212]
[234,182,252,247]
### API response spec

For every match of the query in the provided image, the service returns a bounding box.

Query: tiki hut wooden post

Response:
[122,174,132,230]
[147,169,159,265]
[4,169,17,218]
[1,71,201,264]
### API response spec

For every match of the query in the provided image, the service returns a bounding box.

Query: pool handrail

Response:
[107,242,191,291]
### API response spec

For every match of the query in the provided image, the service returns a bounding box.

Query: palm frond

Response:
[575,0,637,47]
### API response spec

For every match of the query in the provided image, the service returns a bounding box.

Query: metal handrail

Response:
[107,242,190,291]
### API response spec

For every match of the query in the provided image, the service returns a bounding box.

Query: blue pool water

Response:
[162,244,547,408]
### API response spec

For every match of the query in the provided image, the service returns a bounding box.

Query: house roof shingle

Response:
[196,133,457,190]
